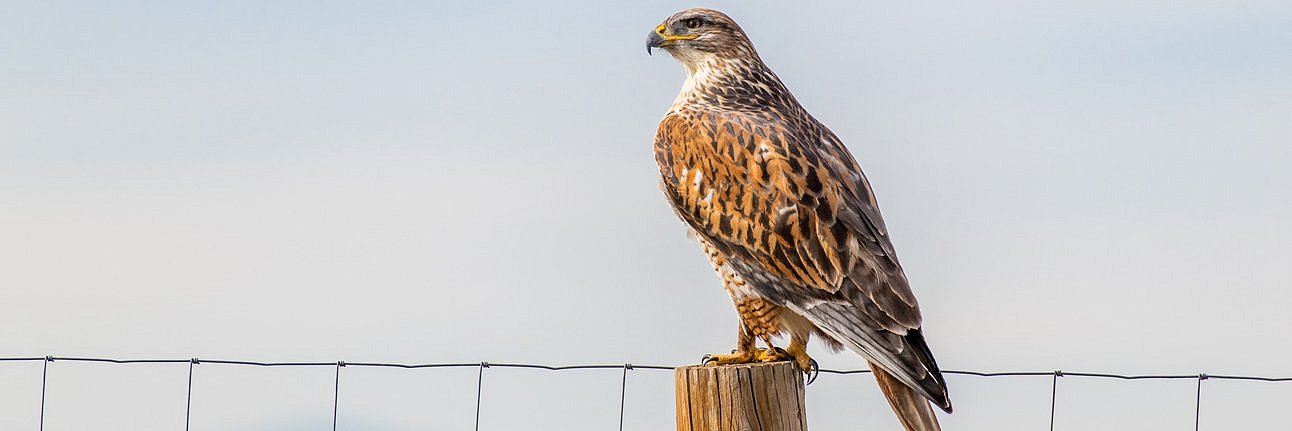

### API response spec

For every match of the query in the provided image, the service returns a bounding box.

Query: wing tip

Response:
[935,396,954,414]
[906,328,953,413]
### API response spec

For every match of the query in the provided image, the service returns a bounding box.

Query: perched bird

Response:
[647,8,952,431]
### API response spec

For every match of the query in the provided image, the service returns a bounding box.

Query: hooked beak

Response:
[646,23,696,55]
[646,30,665,55]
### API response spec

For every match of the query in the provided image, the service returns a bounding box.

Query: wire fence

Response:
[4,356,1291,431]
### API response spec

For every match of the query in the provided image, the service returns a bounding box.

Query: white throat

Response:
[668,57,722,112]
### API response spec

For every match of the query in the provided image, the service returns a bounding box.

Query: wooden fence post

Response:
[675,361,807,431]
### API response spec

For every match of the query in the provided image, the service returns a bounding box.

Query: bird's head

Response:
[646,8,756,70]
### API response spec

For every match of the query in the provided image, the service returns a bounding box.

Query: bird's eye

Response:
[684,18,703,29]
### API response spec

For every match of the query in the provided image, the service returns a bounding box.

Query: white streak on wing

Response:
[776,204,798,219]
[796,297,827,309]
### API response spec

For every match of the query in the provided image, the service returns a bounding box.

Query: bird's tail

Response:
[870,361,942,431]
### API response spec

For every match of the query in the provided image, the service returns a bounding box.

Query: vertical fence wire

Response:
[39,356,50,431]
[185,359,196,431]
[1049,371,1061,431]
[333,362,344,431]
[474,362,488,431]
[618,364,631,431]
[1195,374,1206,431]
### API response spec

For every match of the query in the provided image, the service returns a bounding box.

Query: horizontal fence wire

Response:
[5,356,1288,380]
[4,355,1291,431]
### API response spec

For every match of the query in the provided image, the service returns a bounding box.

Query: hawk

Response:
[647,8,952,431]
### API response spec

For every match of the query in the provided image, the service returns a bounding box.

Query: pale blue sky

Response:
[2,1,1290,430]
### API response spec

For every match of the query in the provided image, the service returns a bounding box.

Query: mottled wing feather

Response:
[655,109,951,410]
[655,110,918,324]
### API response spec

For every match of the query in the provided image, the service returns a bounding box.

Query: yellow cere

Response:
[657,23,698,41]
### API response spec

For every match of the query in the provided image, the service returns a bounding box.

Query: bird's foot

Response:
[701,347,791,366]
[784,344,819,384]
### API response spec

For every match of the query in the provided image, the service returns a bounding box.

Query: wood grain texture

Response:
[675,361,806,431]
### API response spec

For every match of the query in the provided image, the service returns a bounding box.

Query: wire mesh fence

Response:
[3,356,1290,431]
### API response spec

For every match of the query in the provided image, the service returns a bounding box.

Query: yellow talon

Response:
[754,348,791,363]
[784,339,820,384]
[702,348,790,366]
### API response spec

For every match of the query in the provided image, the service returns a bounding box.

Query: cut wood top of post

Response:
[676,361,807,431]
